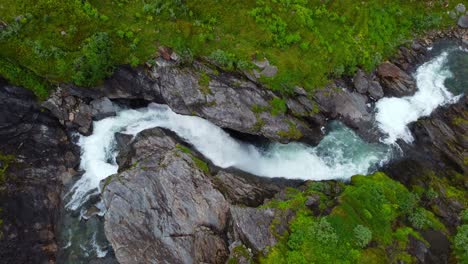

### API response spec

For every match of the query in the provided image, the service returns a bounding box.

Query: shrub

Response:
[72,32,114,86]
[454,225,468,263]
[354,225,372,248]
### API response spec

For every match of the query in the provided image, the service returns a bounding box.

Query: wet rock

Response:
[42,88,94,135]
[377,62,417,97]
[155,63,322,143]
[353,69,369,94]
[368,81,384,100]
[0,81,78,263]
[229,207,278,253]
[214,170,280,207]
[314,85,377,141]
[90,97,116,120]
[408,235,429,263]
[458,15,468,28]
[103,128,230,264]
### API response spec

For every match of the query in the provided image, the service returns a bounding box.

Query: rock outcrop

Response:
[384,96,467,230]
[376,62,417,97]
[0,80,79,263]
[102,127,288,264]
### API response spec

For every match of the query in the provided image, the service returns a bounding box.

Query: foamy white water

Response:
[375,50,461,144]
[66,103,392,209]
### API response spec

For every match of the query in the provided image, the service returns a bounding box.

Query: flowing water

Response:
[376,44,467,144]
[58,43,467,263]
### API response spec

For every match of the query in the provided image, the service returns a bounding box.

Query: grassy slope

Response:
[0,0,459,98]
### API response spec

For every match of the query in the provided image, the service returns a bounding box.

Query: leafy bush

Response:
[72,32,114,86]
[208,49,249,71]
[354,225,372,248]
[454,225,468,263]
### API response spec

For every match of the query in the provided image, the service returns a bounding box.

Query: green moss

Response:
[198,71,211,95]
[251,118,265,132]
[176,144,210,174]
[277,122,302,140]
[101,175,114,192]
[228,244,252,264]
[0,153,14,185]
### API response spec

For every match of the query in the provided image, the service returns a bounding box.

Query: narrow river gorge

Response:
[55,41,467,263]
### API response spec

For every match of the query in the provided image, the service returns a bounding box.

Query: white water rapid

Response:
[375,49,462,144]
[65,104,392,210]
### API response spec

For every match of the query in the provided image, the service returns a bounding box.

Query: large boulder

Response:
[102,128,230,264]
[377,62,417,97]
[314,84,378,141]
[458,15,468,28]
[154,61,322,144]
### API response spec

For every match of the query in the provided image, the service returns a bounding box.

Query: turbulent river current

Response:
[58,42,467,262]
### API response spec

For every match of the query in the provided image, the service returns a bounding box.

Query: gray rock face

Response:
[0,81,78,263]
[155,62,322,144]
[458,15,468,28]
[90,97,116,120]
[368,81,384,100]
[314,85,377,141]
[42,88,93,135]
[214,170,280,207]
[377,62,417,97]
[229,207,278,253]
[353,69,369,94]
[102,127,292,263]
[103,128,230,264]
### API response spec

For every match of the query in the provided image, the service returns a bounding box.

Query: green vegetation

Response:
[454,210,468,263]
[0,0,458,97]
[262,172,446,264]
[269,98,287,116]
[277,122,302,140]
[176,144,210,174]
[0,153,14,185]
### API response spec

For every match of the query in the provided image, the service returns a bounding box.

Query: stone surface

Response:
[103,128,230,263]
[458,15,468,28]
[368,80,384,100]
[0,80,78,263]
[377,62,417,97]
[155,62,322,144]
[229,206,278,253]
[314,85,378,141]
[353,69,369,94]
[90,97,116,120]
[214,170,281,207]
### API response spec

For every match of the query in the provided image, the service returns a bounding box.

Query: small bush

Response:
[354,225,372,248]
[454,225,468,263]
[72,32,114,86]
